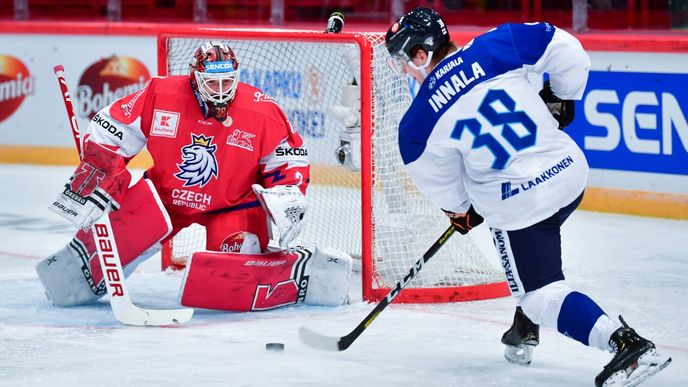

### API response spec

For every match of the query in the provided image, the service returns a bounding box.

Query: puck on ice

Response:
[265,342,285,351]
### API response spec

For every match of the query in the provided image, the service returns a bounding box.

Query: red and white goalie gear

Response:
[258,123,310,190]
[50,141,131,229]
[37,179,172,306]
[252,184,307,248]
[179,246,352,311]
[254,131,309,248]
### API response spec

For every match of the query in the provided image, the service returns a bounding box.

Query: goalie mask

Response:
[385,7,449,73]
[190,41,240,122]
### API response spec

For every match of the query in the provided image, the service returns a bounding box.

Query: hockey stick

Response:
[54,65,193,326]
[299,225,455,351]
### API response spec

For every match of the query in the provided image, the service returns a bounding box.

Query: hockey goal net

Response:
[158,28,509,303]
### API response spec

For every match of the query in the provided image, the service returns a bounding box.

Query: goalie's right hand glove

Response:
[50,142,131,229]
[442,205,484,235]
[539,80,575,130]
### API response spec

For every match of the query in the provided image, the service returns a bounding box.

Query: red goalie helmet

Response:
[190,41,240,122]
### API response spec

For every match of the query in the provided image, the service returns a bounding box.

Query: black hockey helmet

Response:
[385,7,449,63]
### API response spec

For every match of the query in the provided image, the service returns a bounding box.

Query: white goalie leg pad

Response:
[36,239,164,308]
[303,246,353,306]
[36,240,105,307]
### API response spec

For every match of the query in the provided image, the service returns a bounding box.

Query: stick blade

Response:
[114,306,194,327]
[298,326,343,352]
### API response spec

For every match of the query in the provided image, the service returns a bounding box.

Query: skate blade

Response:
[602,349,672,387]
[504,344,533,367]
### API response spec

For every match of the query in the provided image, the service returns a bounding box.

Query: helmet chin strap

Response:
[209,102,229,122]
[407,51,434,81]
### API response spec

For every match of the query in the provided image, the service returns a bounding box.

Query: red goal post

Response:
[157,28,509,303]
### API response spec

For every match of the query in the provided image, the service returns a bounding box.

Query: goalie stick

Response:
[299,225,455,351]
[53,65,193,326]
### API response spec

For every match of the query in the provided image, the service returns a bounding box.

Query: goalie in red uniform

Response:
[37,41,352,311]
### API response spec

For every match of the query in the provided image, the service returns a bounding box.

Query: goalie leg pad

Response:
[303,246,352,306]
[36,178,172,306]
[179,248,312,311]
[179,246,352,311]
[36,240,106,307]
[82,178,172,286]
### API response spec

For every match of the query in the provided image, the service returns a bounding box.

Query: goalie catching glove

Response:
[252,184,307,248]
[539,80,575,130]
[443,205,484,235]
[50,141,131,229]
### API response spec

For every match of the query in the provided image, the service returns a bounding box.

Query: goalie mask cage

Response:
[158,29,509,303]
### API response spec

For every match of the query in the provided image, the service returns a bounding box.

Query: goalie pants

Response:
[166,200,269,253]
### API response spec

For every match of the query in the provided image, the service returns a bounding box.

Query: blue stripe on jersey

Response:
[208,200,261,214]
[557,291,606,346]
[399,22,555,165]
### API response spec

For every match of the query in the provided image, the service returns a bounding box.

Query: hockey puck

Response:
[265,342,285,352]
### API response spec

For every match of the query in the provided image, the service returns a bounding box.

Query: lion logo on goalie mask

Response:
[175,134,219,187]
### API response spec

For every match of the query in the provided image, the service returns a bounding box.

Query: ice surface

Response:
[1,164,685,386]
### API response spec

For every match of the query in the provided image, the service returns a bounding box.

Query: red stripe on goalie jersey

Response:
[257,100,310,194]
[90,75,310,217]
[180,249,312,311]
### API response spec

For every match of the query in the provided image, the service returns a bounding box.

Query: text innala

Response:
[428,61,486,113]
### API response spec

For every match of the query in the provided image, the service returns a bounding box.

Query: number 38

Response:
[451,89,536,170]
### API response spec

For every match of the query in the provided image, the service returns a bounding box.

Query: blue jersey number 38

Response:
[451,89,536,169]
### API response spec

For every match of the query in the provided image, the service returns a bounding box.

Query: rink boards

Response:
[0,23,687,219]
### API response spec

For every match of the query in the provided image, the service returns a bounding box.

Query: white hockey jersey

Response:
[399,23,590,230]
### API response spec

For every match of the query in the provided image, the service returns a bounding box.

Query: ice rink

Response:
[1,164,685,386]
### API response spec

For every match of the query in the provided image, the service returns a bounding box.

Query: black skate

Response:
[501,306,540,366]
[595,316,672,387]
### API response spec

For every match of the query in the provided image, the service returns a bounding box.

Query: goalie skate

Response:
[595,316,672,387]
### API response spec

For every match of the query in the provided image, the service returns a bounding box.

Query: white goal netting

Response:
[162,30,506,302]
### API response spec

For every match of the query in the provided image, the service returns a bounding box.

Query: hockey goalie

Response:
[36,40,352,312]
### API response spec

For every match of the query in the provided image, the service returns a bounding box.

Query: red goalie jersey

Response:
[83,75,310,237]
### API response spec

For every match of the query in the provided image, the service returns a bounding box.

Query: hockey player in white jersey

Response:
[386,7,671,387]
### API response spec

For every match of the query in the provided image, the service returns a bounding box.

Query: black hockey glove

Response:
[539,80,575,130]
[442,205,484,235]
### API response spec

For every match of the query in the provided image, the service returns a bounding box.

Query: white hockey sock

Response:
[588,314,623,352]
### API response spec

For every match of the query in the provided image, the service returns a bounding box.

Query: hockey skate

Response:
[501,306,540,366]
[595,316,672,387]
